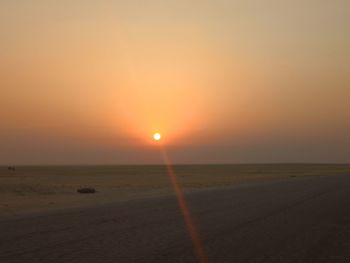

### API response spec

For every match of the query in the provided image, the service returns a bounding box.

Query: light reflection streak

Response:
[159,145,208,263]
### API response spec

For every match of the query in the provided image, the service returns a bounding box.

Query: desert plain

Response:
[1,164,349,218]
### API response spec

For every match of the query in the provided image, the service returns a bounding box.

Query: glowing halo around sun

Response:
[153,133,161,141]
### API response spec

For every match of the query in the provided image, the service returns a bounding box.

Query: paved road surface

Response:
[1,175,350,263]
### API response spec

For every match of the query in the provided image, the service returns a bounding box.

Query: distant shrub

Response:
[77,187,96,194]
[8,166,16,171]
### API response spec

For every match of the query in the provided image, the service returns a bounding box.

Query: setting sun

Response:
[153,133,161,141]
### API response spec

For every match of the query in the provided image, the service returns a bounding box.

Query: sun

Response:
[153,133,161,141]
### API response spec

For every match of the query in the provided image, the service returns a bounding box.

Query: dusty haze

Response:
[1,1,350,164]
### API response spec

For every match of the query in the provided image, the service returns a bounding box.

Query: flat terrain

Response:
[1,169,350,262]
[1,164,350,217]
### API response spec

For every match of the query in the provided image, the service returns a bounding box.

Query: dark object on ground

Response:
[77,187,96,194]
[290,175,297,178]
[8,166,16,171]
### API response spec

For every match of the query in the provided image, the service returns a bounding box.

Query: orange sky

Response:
[1,1,349,164]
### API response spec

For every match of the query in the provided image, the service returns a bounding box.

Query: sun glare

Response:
[153,133,161,141]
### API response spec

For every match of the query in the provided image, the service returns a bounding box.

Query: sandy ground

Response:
[1,164,350,218]
[1,174,350,262]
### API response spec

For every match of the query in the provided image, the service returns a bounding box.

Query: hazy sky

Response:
[1,0,349,164]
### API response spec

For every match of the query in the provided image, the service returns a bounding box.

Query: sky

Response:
[1,0,349,164]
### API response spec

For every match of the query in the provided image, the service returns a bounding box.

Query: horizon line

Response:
[1,162,350,167]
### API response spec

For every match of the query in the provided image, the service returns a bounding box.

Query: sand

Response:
[1,164,349,218]
[1,174,350,262]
